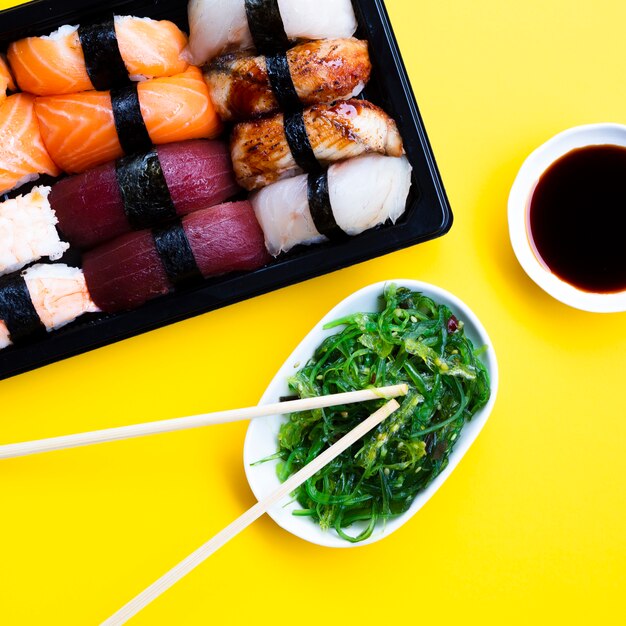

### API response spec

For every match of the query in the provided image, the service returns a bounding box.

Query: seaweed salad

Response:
[272,284,491,542]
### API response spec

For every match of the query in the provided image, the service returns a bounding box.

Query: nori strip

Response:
[0,272,46,345]
[78,19,130,91]
[266,52,301,112]
[307,170,348,241]
[284,109,320,173]
[110,84,152,156]
[244,0,290,56]
[152,221,203,290]
[115,150,177,231]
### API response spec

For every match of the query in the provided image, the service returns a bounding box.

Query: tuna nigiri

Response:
[34,67,221,174]
[0,93,61,195]
[231,100,404,191]
[252,155,412,256]
[205,38,372,122]
[0,54,16,106]
[0,264,99,350]
[8,16,189,96]
[83,201,269,313]
[50,140,239,249]
[187,0,358,65]
[0,186,69,276]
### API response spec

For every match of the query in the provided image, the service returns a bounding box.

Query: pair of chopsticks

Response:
[0,384,408,624]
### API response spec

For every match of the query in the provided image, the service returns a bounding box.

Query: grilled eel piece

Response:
[205,38,372,122]
[231,99,404,191]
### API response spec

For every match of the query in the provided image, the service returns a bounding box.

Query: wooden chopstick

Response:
[0,385,408,460]
[101,398,401,625]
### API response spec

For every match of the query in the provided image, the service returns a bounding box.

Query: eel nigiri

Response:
[0,186,69,276]
[231,99,404,191]
[187,0,358,65]
[50,140,239,249]
[83,201,269,313]
[34,67,221,174]
[7,16,189,96]
[252,155,412,256]
[0,93,61,195]
[0,264,99,351]
[0,54,16,106]
[205,38,372,122]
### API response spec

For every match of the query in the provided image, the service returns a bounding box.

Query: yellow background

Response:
[1,1,625,624]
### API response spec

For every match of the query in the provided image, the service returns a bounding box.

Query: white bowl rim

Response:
[243,279,499,548]
[508,122,626,313]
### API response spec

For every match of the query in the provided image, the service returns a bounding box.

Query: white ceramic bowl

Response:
[243,280,499,548]
[508,123,626,313]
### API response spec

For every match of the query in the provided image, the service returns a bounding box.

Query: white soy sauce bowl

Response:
[508,123,626,313]
[243,280,499,548]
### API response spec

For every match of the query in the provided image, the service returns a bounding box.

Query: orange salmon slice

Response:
[0,54,16,107]
[0,93,61,195]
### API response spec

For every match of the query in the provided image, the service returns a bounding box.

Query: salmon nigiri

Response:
[8,16,189,96]
[0,54,16,107]
[34,67,221,174]
[0,93,61,195]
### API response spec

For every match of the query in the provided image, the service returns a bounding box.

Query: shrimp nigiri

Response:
[0,264,99,351]
[34,67,221,174]
[0,93,61,195]
[8,16,189,96]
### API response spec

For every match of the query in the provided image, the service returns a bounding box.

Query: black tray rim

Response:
[0,0,453,381]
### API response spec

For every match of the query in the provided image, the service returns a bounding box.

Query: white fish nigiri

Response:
[187,0,358,65]
[251,155,412,256]
[0,186,69,276]
[0,264,100,350]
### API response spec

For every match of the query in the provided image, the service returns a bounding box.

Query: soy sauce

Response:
[529,145,626,294]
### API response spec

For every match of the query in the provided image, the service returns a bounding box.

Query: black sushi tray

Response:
[0,0,453,381]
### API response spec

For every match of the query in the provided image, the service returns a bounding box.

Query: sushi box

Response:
[0,0,453,381]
